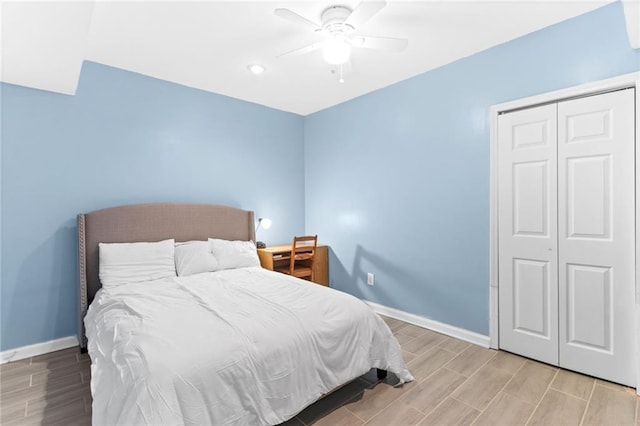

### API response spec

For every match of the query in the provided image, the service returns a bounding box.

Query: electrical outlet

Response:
[367,273,375,286]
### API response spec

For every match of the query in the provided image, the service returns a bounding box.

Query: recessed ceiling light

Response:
[248,64,266,75]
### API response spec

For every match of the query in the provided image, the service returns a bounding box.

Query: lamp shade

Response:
[259,218,272,230]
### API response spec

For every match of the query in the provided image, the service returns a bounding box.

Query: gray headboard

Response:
[77,203,255,349]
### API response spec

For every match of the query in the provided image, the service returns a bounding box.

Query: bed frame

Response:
[77,203,255,350]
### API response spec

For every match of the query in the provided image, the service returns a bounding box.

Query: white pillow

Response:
[99,239,176,288]
[174,240,219,276]
[208,238,260,270]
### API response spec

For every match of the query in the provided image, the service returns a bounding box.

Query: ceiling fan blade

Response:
[344,1,386,28]
[278,42,324,58]
[274,8,321,31]
[350,35,408,52]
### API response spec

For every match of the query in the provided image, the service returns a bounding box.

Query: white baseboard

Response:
[365,300,490,348]
[1,336,79,364]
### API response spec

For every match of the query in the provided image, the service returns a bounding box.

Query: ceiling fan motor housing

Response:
[321,6,355,35]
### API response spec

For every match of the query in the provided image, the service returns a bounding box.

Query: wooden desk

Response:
[257,244,329,286]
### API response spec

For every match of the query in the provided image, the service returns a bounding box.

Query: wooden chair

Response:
[276,235,318,281]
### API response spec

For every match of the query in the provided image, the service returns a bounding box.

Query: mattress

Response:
[84,266,413,425]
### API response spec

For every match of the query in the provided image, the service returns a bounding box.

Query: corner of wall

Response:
[623,0,640,49]
[1,81,3,298]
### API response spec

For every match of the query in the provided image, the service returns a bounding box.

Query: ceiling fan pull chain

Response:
[339,64,345,83]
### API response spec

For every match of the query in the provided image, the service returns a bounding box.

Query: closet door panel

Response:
[512,258,550,337]
[558,89,635,386]
[512,161,550,236]
[498,104,559,365]
[566,155,611,239]
[565,264,612,351]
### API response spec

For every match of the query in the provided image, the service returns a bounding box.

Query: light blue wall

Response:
[304,2,640,335]
[2,2,638,352]
[1,62,304,351]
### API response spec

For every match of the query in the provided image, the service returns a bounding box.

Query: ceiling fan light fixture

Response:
[322,37,351,65]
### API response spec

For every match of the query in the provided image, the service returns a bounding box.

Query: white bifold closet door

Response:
[498,103,559,366]
[498,89,635,386]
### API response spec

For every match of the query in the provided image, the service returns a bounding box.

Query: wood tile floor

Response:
[1,316,639,425]
[0,346,91,425]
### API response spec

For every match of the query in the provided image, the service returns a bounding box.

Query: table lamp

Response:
[255,217,272,248]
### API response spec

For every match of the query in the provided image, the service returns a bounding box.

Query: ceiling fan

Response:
[274,1,408,78]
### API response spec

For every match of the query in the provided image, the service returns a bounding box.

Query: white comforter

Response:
[85,267,413,425]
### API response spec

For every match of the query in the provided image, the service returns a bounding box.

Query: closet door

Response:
[557,89,636,386]
[498,104,559,365]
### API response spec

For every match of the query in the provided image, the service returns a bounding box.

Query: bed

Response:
[77,203,413,425]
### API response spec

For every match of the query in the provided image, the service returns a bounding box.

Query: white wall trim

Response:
[635,83,640,395]
[623,0,640,49]
[489,90,500,350]
[365,300,490,348]
[489,71,640,392]
[490,72,640,115]
[0,336,78,364]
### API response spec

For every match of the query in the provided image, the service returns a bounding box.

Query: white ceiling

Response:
[1,0,620,115]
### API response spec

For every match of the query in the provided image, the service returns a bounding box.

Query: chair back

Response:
[289,235,318,278]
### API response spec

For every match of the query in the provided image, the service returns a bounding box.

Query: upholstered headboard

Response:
[77,203,255,349]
